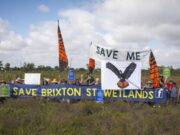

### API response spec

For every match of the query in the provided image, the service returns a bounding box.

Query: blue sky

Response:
[0,0,90,35]
[0,0,180,68]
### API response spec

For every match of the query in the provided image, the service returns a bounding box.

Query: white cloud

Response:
[23,21,57,66]
[57,0,180,68]
[0,18,25,66]
[37,4,50,13]
[0,18,25,51]
[1,0,180,68]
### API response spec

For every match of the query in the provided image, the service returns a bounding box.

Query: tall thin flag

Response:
[149,51,160,88]
[57,20,68,70]
[88,42,95,74]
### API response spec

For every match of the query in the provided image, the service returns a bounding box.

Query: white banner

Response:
[90,43,150,61]
[24,73,41,85]
[101,61,141,90]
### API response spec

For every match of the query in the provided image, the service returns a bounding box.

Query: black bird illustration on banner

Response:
[106,62,137,88]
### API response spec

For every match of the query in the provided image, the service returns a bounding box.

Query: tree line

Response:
[0,60,179,74]
[0,60,95,72]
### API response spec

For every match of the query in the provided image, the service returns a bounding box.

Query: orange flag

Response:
[88,58,95,74]
[149,51,160,88]
[58,20,68,70]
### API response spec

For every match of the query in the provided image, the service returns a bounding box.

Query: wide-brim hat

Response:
[51,78,58,83]
[15,77,24,82]
[0,80,6,83]
[43,78,50,82]
[147,81,152,84]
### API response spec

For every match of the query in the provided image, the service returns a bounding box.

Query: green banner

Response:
[0,84,10,97]
[163,67,171,77]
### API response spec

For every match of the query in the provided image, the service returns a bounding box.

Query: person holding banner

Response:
[177,88,180,103]
[51,79,58,84]
[166,80,174,99]
[73,79,81,85]
[42,78,50,85]
[144,80,153,89]
[14,77,24,84]
[0,80,8,103]
[79,74,84,85]
[159,75,165,88]
[171,82,177,104]
[95,78,100,85]
[84,73,95,85]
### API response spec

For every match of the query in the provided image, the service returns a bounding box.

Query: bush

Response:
[0,98,179,135]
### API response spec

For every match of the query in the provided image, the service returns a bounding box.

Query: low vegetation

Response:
[0,98,179,135]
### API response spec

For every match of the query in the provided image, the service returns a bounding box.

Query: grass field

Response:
[0,98,180,135]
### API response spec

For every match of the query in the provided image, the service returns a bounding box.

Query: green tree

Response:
[37,65,45,70]
[78,68,86,72]
[5,63,10,71]
[23,62,35,71]
[54,66,59,70]
[45,66,52,70]
[0,61,3,71]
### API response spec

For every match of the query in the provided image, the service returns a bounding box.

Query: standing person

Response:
[144,80,153,89]
[74,79,81,85]
[166,80,174,99]
[159,75,165,88]
[79,74,84,85]
[84,73,95,85]
[51,78,58,84]
[42,78,50,85]
[0,80,8,103]
[14,77,24,84]
[95,78,100,85]
[171,82,177,104]
[177,88,180,103]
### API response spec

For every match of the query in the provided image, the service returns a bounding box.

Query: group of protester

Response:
[7,73,101,86]
[143,75,179,104]
[42,73,100,86]
[0,73,179,104]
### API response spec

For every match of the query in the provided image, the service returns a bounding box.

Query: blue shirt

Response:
[171,87,177,98]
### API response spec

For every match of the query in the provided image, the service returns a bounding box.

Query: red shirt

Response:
[166,82,173,91]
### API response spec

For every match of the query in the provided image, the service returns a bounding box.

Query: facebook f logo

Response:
[155,89,163,98]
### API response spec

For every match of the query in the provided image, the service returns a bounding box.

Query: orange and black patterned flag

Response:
[88,58,95,74]
[58,20,68,70]
[149,51,160,88]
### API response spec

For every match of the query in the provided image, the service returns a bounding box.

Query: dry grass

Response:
[0,98,180,135]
